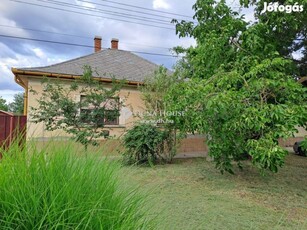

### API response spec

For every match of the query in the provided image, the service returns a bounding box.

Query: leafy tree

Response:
[31,66,123,149]
[239,0,307,77]
[0,97,9,111]
[168,0,307,173]
[9,93,24,115]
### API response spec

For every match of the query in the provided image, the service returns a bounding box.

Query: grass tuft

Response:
[0,141,152,229]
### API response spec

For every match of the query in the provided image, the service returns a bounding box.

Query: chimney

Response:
[111,38,119,49]
[94,36,102,52]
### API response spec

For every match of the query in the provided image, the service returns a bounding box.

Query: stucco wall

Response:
[25,77,145,140]
[295,126,307,137]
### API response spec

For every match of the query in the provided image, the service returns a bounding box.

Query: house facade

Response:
[12,36,158,140]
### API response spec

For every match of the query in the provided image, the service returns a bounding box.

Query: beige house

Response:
[12,36,161,140]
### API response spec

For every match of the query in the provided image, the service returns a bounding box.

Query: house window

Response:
[80,96,119,126]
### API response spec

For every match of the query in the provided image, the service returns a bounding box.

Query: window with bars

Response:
[80,96,119,126]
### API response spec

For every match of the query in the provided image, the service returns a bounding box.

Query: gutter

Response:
[11,68,144,86]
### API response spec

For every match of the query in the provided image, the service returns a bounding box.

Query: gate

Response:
[0,110,27,152]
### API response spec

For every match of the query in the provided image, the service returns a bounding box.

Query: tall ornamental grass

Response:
[0,142,152,229]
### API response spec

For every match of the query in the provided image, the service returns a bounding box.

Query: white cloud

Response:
[0,43,68,103]
[153,0,171,10]
[32,48,46,59]
[75,0,95,8]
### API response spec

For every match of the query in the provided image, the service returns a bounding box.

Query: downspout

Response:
[23,91,28,116]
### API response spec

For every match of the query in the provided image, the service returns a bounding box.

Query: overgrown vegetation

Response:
[0,141,153,229]
[123,67,179,165]
[167,0,307,173]
[31,66,123,149]
[123,123,169,165]
[302,137,307,154]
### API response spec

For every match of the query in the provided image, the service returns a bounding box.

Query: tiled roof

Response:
[17,49,163,82]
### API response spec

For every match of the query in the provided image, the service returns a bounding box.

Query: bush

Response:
[0,142,152,229]
[294,139,307,157]
[123,123,169,165]
[301,139,307,157]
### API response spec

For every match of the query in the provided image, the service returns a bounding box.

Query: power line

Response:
[0,24,91,39]
[10,0,176,30]
[120,42,171,50]
[129,50,179,57]
[1,34,93,48]
[0,34,181,58]
[75,0,177,23]
[36,0,173,25]
[78,0,194,23]
[96,0,193,19]
[0,24,172,50]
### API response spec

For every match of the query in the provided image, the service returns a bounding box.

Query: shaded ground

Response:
[122,153,307,230]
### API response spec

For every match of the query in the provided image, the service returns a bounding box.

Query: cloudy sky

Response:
[0,0,249,103]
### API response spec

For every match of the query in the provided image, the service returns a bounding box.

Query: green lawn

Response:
[122,153,307,230]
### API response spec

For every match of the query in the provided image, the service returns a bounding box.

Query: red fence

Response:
[0,110,27,152]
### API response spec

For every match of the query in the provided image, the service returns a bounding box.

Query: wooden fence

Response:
[0,110,26,155]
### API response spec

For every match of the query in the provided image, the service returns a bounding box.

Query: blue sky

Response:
[0,0,253,103]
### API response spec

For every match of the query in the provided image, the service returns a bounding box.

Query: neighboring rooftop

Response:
[13,37,166,83]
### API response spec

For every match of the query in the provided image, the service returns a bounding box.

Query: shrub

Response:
[0,142,153,229]
[123,123,169,165]
[295,138,307,157]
